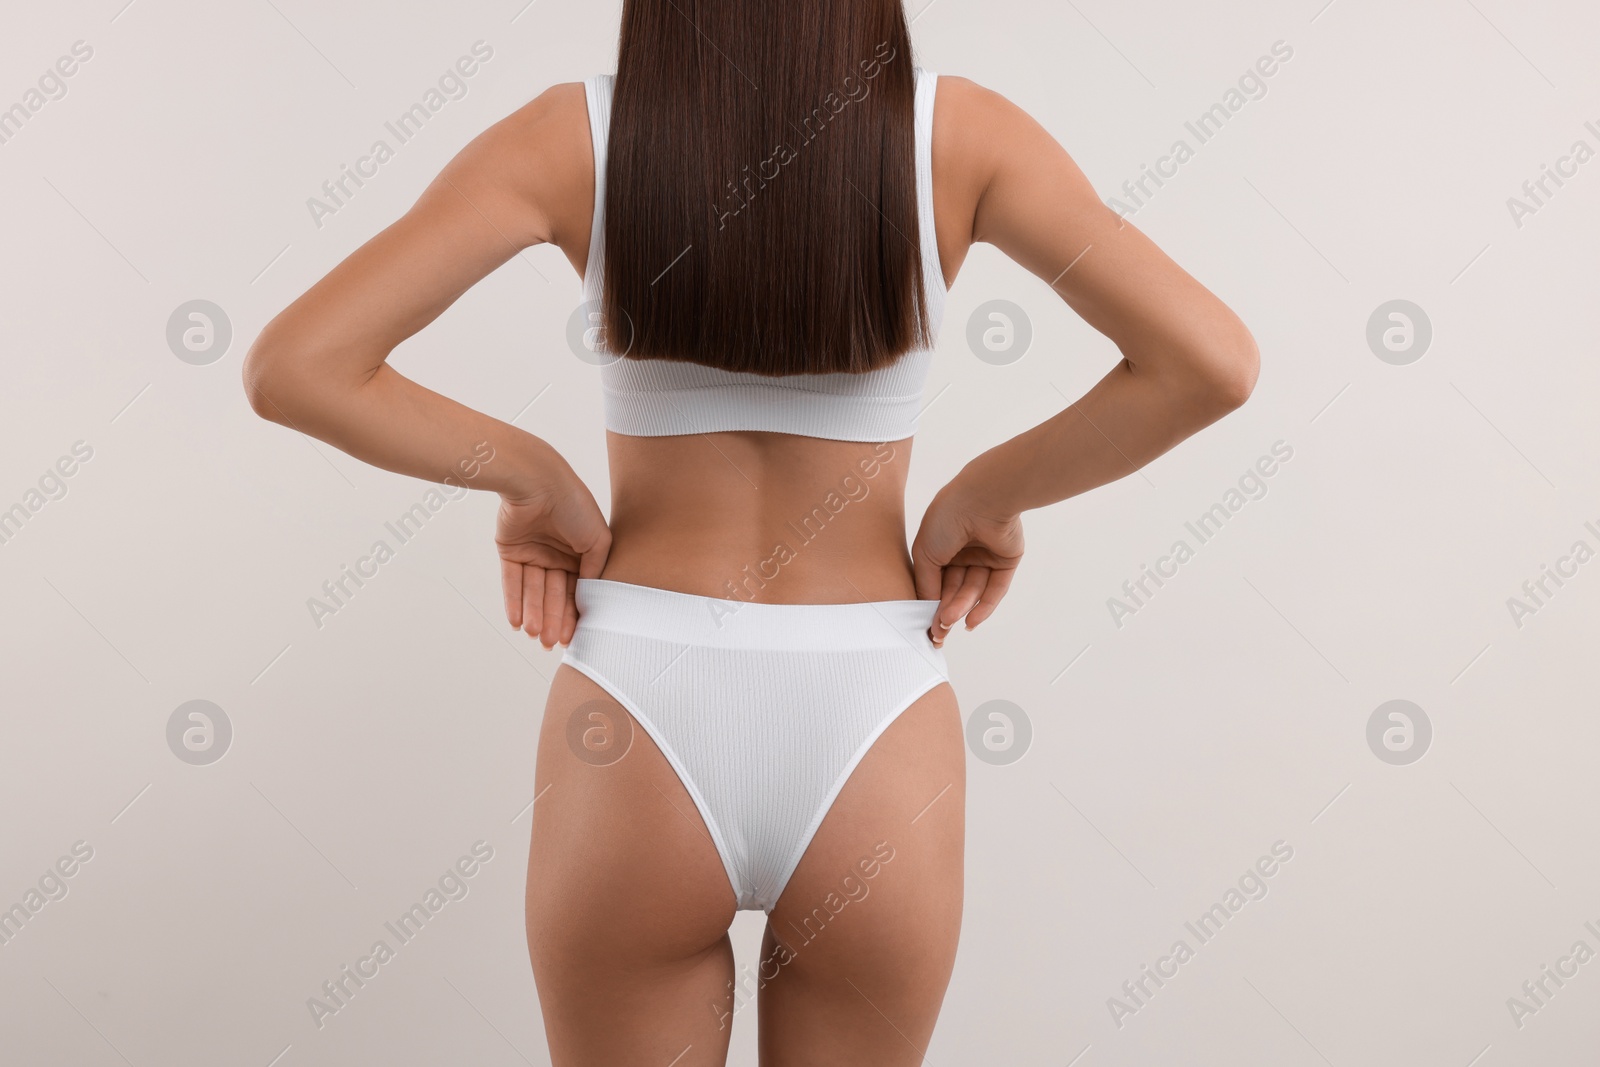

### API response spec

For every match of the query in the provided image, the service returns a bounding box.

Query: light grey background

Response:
[3,0,1597,1064]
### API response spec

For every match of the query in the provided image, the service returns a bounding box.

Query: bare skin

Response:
[244,73,1257,1065]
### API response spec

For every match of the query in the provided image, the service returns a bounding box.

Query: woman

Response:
[243,2,1257,1063]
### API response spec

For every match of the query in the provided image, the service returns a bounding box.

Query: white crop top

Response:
[579,68,946,442]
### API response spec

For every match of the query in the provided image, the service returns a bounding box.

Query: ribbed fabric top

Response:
[580,68,946,442]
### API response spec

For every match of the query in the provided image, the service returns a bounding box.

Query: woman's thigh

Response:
[757,683,966,1067]
[526,664,739,1066]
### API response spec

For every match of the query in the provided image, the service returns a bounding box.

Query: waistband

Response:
[571,577,945,656]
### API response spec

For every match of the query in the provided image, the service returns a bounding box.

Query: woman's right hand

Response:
[910,475,1025,648]
[496,463,611,651]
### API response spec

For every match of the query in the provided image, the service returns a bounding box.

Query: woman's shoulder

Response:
[458,80,591,165]
[437,81,596,252]
[927,73,1044,199]
[931,73,1037,138]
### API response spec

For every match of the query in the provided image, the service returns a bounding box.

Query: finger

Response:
[541,568,568,651]
[501,557,523,629]
[966,566,1016,628]
[936,565,975,630]
[560,584,579,647]
[577,531,611,579]
[565,533,608,648]
[911,536,946,603]
[521,565,544,639]
[946,566,990,629]
[931,565,965,646]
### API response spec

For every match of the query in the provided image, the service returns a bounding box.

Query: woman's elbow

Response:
[1207,327,1260,411]
[1185,312,1258,412]
[241,331,305,425]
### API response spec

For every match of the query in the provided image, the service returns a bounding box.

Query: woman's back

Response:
[567,65,967,603]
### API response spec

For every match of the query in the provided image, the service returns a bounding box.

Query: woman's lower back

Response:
[599,430,921,604]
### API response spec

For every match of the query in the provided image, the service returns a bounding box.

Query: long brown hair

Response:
[601,1,930,376]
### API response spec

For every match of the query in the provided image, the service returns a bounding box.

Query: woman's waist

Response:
[597,514,918,604]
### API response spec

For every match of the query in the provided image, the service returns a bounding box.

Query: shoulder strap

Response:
[581,75,614,295]
[912,67,947,308]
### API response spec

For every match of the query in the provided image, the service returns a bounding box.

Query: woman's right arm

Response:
[913,77,1260,643]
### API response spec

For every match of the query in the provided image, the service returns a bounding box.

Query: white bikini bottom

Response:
[559,578,951,912]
